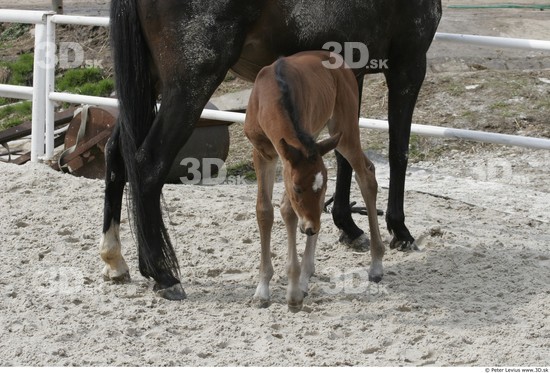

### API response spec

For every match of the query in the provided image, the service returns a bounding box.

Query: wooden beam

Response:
[0,109,75,144]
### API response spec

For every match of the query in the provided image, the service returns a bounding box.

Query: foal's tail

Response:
[110,0,180,285]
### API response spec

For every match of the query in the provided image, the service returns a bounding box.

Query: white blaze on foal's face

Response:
[312,171,324,193]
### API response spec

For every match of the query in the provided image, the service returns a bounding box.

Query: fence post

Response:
[30,20,47,162]
[51,0,63,14]
[45,13,56,159]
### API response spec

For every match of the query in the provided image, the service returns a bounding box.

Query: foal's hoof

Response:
[390,237,420,252]
[287,302,303,313]
[339,232,370,252]
[253,298,271,309]
[368,273,383,283]
[369,260,384,283]
[154,283,187,301]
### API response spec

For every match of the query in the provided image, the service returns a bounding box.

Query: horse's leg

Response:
[131,93,195,299]
[332,75,368,251]
[384,56,427,251]
[100,125,130,282]
[110,0,257,299]
[252,149,277,307]
[280,192,305,313]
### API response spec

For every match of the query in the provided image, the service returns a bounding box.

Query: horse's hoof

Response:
[339,231,370,252]
[390,237,420,252]
[102,266,131,284]
[154,283,187,301]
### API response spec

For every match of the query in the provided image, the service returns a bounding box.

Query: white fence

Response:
[0,9,549,162]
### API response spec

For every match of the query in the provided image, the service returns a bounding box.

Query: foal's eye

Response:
[293,185,303,194]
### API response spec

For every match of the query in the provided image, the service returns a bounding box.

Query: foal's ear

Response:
[280,138,303,166]
[317,132,342,156]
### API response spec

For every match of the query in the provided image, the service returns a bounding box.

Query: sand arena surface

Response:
[0,0,549,367]
[0,146,549,366]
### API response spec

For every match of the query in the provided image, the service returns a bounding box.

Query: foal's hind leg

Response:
[100,125,130,283]
[336,140,385,282]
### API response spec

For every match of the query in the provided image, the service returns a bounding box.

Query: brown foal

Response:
[244,50,384,311]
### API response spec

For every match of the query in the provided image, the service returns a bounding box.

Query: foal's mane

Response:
[275,58,317,158]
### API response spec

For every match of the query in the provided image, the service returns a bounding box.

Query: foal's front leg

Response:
[280,193,304,312]
[252,149,277,307]
[300,233,318,296]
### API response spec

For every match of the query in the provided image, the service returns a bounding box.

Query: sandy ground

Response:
[1,0,550,368]
[0,145,549,366]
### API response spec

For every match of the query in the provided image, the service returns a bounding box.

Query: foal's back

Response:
[250,50,359,139]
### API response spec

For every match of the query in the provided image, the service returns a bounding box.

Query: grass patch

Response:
[0,65,114,131]
[0,54,34,130]
[0,101,32,131]
[0,53,34,86]
[56,68,114,96]
[226,161,256,181]
[408,134,446,162]
[0,24,30,46]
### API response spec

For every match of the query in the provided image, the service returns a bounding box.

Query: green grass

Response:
[226,161,257,181]
[0,24,30,47]
[0,53,34,86]
[56,68,114,96]
[0,54,35,130]
[0,101,32,131]
[0,64,114,131]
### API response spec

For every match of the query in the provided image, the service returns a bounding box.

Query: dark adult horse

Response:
[100,0,442,299]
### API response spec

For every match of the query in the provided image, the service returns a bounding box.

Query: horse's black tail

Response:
[110,0,180,285]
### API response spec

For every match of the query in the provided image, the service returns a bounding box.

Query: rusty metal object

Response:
[166,102,231,183]
[61,106,117,179]
[59,102,232,181]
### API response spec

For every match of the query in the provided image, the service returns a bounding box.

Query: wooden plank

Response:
[10,134,66,166]
[0,109,75,144]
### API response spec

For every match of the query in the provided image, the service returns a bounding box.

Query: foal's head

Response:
[280,133,341,236]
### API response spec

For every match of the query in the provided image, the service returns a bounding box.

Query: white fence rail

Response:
[0,9,549,162]
[0,10,109,161]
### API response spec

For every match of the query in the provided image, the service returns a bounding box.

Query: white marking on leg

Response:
[100,220,129,280]
[299,233,318,294]
[312,171,324,192]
